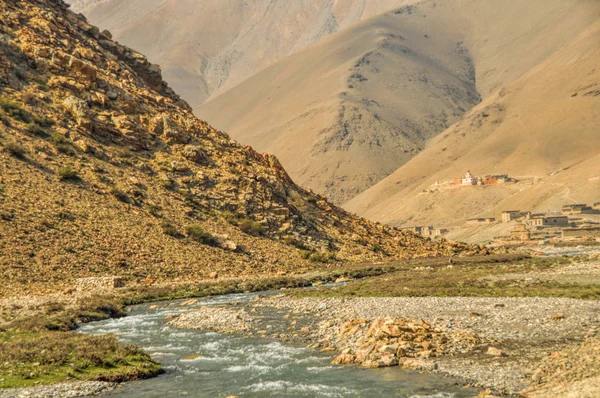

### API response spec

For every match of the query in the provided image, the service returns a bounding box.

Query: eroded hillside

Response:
[197,7,481,203]
[0,0,474,297]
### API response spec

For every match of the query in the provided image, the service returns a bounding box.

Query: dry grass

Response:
[294,256,600,299]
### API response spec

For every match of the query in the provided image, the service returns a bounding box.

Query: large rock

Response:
[182,145,207,163]
[63,95,91,129]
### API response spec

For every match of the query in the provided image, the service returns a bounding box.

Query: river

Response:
[79,291,478,397]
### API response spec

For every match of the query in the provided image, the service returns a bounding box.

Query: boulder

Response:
[171,161,189,172]
[68,56,97,81]
[486,347,506,357]
[63,95,91,129]
[221,240,238,252]
[182,145,207,163]
[332,353,356,365]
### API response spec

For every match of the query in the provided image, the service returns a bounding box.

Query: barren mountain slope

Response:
[345,18,600,227]
[69,0,419,107]
[197,7,482,204]
[0,0,472,296]
[196,0,597,204]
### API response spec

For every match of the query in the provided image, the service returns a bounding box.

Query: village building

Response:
[410,226,447,238]
[433,228,448,236]
[461,171,478,185]
[501,210,521,223]
[562,203,594,215]
[525,216,569,230]
[594,202,600,210]
[484,175,512,184]
[510,223,530,240]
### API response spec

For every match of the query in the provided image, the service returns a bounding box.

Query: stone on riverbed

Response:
[167,306,252,333]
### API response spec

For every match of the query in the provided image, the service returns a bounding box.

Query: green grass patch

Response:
[0,332,161,389]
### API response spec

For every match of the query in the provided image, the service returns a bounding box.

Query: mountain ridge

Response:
[0,0,472,296]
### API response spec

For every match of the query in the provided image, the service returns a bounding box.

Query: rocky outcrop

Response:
[329,318,487,369]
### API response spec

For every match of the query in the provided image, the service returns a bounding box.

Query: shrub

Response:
[159,177,174,190]
[5,141,26,158]
[186,225,218,246]
[298,250,312,260]
[298,250,336,263]
[283,236,308,249]
[162,222,182,238]
[0,97,31,123]
[33,114,55,128]
[58,166,79,181]
[26,122,48,137]
[110,187,130,203]
[309,252,337,263]
[51,132,76,156]
[306,195,318,204]
[222,210,239,224]
[0,114,10,127]
[147,203,162,218]
[239,219,267,236]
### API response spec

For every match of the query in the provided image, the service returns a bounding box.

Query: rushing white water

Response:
[80,292,478,397]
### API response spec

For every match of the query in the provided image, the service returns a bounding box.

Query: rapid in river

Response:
[80,291,479,397]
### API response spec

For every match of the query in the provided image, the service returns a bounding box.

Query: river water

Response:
[79,291,478,398]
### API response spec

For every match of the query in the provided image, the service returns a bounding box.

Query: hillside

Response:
[197,8,481,203]
[196,0,598,204]
[69,0,420,108]
[345,16,600,227]
[0,0,473,297]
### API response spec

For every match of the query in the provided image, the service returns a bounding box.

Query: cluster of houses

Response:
[407,202,600,242]
[503,202,600,241]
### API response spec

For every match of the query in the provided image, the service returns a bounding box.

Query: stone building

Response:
[510,223,530,240]
[501,210,521,223]
[525,216,569,230]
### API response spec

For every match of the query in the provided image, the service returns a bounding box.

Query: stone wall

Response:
[75,276,125,292]
[562,228,600,239]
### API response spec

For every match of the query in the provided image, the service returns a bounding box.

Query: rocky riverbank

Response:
[168,294,600,396]
[0,381,117,398]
